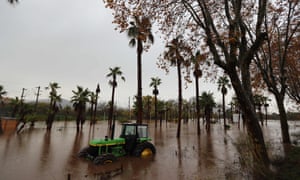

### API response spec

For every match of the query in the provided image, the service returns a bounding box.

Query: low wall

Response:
[1,117,18,133]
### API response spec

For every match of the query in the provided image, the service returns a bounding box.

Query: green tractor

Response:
[78,123,156,165]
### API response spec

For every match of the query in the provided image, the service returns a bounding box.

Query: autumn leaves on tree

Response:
[104,0,300,173]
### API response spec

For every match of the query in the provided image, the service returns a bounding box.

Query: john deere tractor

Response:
[78,123,156,165]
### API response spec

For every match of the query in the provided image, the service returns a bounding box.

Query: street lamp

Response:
[93,84,100,124]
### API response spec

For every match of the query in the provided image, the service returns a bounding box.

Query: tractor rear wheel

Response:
[133,142,156,158]
[93,154,117,165]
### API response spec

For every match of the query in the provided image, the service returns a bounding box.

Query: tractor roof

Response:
[122,123,148,126]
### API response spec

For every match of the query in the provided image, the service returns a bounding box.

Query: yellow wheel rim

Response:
[141,148,153,158]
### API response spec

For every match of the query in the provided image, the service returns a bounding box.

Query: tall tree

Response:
[161,36,191,138]
[127,16,154,124]
[0,85,7,133]
[106,66,125,138]
[253,1,299,144]
[0,85,7,111]
[7,0,18,4]
[104,0,271,170]
[285,32,300,104]
[191,51,203,135]
[199,91,216,131]
[150,77,162,128]
[45,82,61,131]
[217,76,231,130]
[71,86,90,132]
[144,95,152,120]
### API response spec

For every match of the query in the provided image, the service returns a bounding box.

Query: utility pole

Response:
[34,86,41,112]
[31,86,41,127]
[20,88,26,105]
[17,88,26,132]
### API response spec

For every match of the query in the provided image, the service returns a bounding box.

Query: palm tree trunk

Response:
[176,61,182,138]
[47,100,57,131]
[222,93,226,129]
[154,94,158,128]
[108,85,115,137]
[195,76,200,135]
[136,40,143,124]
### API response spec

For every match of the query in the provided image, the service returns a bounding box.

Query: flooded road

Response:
[0,120,299,180]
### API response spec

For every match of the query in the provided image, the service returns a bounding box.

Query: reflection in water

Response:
[176,138,182,166]
[204,130,215,167]
[1,133,13,163]
[65,131,84,178]
[39,131,51,171]
[0,120,298,179]
[88,124,96,141]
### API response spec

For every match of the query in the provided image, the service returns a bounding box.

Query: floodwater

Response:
[0,119,299,180]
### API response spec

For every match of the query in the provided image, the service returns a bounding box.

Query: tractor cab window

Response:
[123,125,136,136]
[137,125,148,138]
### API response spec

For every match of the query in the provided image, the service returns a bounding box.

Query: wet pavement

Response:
[0,119,299,180]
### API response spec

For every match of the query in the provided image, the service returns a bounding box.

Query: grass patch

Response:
[234,134,272,179]
[273,145,300,179]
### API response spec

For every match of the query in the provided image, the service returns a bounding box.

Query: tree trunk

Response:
[154,94,158,128]
[136,40,143,124]
[205,106,211,131]
[229,71,269,167]
[176,61,182,138]
[222,93,226,129]
[108,85,115,137]
[195,76,200,135]
[275,94,291,144]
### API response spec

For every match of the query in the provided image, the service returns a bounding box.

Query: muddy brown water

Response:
[0,120,299,180]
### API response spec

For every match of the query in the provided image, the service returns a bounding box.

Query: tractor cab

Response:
[120,123,149,138]
[119,123,151,154]
[78,123,156,165]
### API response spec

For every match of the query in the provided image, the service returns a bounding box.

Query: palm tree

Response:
[45,82,61,131]
[163,36,191,138]
[71,86,90,131]
[150,77,162,128]
[127,16,154,124]
[0,85,7,111]
[106,66,125,138]
[191,51,203,135]
[0,85,7,133]
[7,0,18,4]
[143,95,152,120]
[217,76,231,130]
[0,85,7,100]
[199,92,216,131]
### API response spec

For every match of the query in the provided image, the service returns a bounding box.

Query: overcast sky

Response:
[1,0,237,108]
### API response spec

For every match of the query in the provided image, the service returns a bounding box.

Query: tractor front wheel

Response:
[133,142,156,158]
[78,147,90,158]
[78,146,98,160]
[93,154,117,165]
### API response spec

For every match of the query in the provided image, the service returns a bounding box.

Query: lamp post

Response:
[93,84,100,124]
